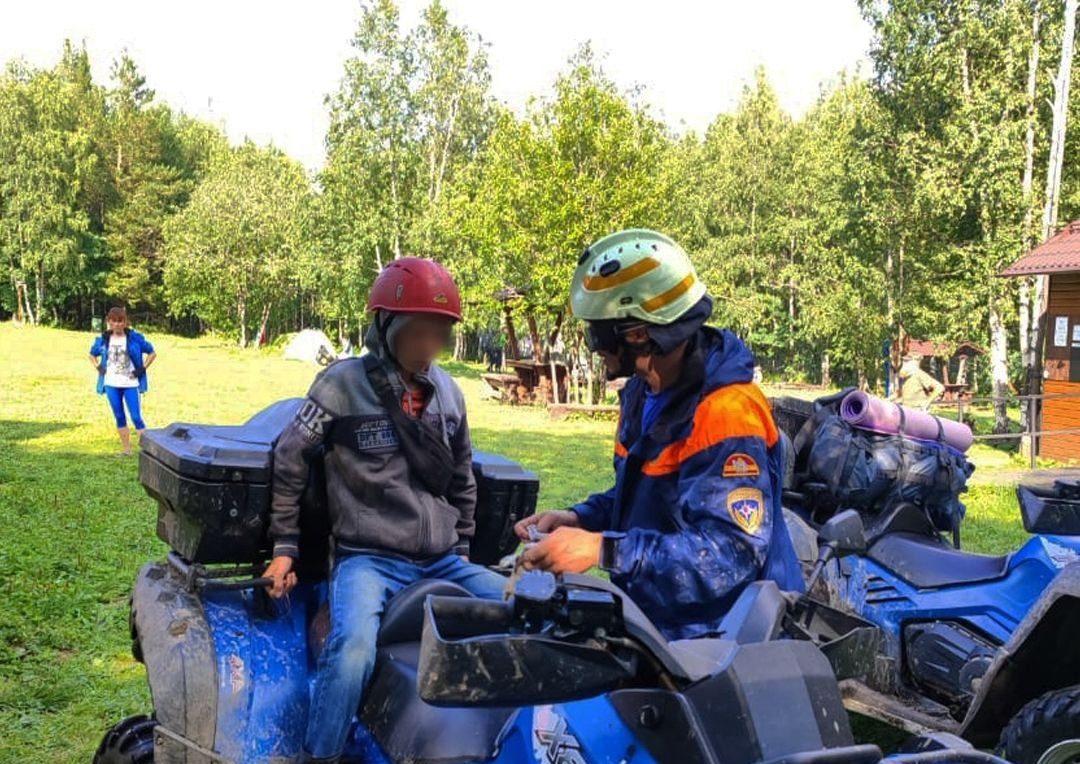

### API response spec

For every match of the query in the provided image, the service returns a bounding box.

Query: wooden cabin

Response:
[1002,221,1080,461]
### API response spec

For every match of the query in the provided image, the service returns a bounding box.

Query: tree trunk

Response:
[256,302,272,348]
[238,294,248,348]
[35,262,44,324]
[586,355,596,406]
[1020,7,1042,371]
[432,90,461,204]
[525,312,542,361]
[390,157,403,260]
[503,306,519,361]
[821,351,831,389]
[1041,0,1077,245]
[454,329,466,361]
[990,301,1011,434]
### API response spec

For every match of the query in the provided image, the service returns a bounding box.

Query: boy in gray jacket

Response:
[264,258,505,764]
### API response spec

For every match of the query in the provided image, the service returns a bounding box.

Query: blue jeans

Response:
[305,551,506,758]
[104,385,145,429]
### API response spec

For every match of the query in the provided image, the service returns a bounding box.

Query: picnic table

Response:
[481,360,569,404]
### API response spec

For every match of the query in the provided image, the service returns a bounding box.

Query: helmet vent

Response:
[599,260,621,277]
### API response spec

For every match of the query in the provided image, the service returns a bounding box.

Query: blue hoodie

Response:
[89,329,155,394]
[573,327,803,640]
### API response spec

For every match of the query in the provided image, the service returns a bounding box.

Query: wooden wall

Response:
[1042,273,1080,462]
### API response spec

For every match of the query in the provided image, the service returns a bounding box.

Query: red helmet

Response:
[366,257,462,321]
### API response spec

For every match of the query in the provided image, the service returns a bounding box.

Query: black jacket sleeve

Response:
[269,396,334,560]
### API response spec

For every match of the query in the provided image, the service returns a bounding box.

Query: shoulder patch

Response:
[722,452,760,478]
[727,488,764,535]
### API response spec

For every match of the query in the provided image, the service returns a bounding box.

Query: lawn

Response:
[0,322,1031,762]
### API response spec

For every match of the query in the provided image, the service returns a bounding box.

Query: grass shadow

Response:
[0,419,71,443]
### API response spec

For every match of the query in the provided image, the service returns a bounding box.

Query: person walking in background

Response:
[894,353,944,411]
[89,307,157,455]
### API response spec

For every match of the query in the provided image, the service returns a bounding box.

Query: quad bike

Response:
[773,396,1080,764]
[95,399,1012,764]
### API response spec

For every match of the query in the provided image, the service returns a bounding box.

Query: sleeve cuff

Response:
[572,505,604,532]
[272,538,300,560]
[599,531,628,572]
[453,544,471,557]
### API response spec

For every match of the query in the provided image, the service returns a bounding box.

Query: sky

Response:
[0,1,874,171]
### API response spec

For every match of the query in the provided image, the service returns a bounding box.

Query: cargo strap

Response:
[343,353,456,498]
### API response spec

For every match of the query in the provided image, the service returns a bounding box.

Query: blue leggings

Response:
[104,386,145,430]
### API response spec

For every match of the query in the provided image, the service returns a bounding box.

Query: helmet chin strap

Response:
[376,311,402,368]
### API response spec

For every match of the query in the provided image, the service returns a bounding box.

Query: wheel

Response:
[93,714,156,764]
[998,685,1080,764]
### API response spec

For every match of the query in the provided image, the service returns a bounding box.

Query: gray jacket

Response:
[269,330,476,561]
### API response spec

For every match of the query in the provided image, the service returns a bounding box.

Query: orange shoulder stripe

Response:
[642,383,778,477]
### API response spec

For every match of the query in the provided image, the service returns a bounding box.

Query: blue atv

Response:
[774,397,1080,764]
[95,399,1010,764]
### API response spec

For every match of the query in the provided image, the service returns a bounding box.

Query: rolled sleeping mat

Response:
[839,390,974,453]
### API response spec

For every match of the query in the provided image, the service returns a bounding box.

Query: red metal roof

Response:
[892,339,985,357]
[1002,221,1080,276]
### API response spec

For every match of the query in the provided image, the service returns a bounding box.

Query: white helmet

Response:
[570,229,706,325]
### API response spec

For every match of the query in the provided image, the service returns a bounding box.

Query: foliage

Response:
[2,1,1080,388]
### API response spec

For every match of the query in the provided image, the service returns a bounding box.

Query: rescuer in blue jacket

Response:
[516,229,804,640]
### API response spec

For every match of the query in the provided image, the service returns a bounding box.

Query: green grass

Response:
[0,323,1032,761]
[0,323,614,762]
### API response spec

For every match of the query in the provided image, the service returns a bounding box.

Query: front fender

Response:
[131,561,220,764]
[961,563,1080,746]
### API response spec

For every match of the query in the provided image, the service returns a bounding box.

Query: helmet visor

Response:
[584,320,648,354]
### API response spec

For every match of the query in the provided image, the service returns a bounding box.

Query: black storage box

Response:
[140,398,539,566]
[468,452,540,566]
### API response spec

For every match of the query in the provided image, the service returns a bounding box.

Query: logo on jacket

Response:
[355,417,399,453]
[727,488,764,534]
[722,453,759,478]
[296,400,333,442]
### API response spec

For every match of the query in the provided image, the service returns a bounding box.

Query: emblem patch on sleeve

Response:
[722,453,760,478]
[727,488,764,534]
[295,399,333,442]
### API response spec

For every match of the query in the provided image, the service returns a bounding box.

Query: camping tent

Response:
[283,329,335,364]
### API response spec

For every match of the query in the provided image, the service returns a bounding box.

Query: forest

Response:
[4,0,1080,416]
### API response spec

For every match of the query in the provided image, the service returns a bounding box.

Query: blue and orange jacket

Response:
[573,327,804,640]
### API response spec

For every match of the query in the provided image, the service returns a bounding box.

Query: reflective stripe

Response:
[641,383,778,476]
[615,440,629,458]
[641,273,696,313]
[583,257,660,291]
